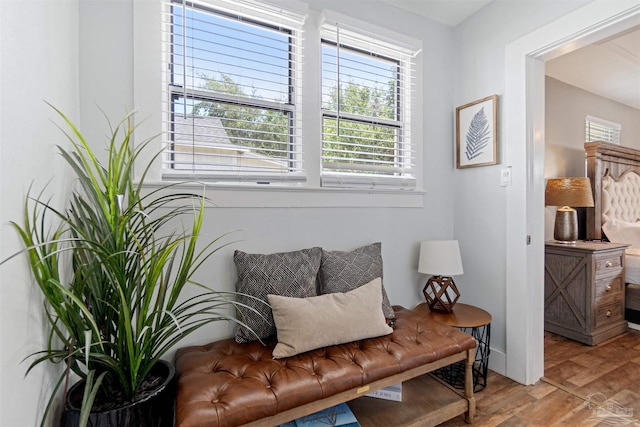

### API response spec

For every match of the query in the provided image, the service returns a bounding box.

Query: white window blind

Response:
[320,19,419,190]
[585,115,621,145]
[161,0,306,182]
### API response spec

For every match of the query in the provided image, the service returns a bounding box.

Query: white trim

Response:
[585,115,622,144]
[585,115,622,131]
[319,16,420,190]
[505,1,640,385]
[193,0,308,27]
[133,2,424,201]
[320,9,422,56]
[162,0,306,177]
[488,347,507,377]
[142,181,425,208]
[321,173,416,190]
[162,170,307,183]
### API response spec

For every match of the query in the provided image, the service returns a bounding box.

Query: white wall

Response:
[0,1,80,426]
[546,76,640,151]
[79,0,134,144]
[452,0,591,375]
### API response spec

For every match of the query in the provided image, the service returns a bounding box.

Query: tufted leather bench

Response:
[174,306,477,427]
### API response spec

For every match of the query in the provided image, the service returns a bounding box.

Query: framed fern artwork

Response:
[456,95,498,168]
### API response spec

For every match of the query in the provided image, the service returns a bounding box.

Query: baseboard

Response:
[628,322,640,331]
[487,347,506,376]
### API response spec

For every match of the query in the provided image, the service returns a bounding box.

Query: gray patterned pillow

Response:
[234,247,322,343]
[318,242,394,319]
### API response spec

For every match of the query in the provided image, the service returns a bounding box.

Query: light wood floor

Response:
[438,328,640,426]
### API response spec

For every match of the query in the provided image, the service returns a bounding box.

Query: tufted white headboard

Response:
[602,172,640,225]
[586,141,640,240]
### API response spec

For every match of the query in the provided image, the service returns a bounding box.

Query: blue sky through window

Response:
[321,42,399,120]
[172,3,291,107]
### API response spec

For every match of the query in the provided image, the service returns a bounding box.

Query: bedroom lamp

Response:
[545,177,594,244]
[418,240,464,313]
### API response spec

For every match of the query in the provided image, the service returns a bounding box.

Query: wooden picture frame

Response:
[456,95,498,169]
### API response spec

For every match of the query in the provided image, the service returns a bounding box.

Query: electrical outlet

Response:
[500,167,512,187]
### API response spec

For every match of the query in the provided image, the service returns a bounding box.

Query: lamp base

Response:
[554,206,578,244]
[423,275,460,313]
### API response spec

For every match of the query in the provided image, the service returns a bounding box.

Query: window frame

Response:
[585,115,622,145]
[319,35,415,190]
[163,0,306,182]
[143,1,424,205]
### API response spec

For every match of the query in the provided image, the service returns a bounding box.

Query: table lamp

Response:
[418,240,464,313]
[545,177,594,244]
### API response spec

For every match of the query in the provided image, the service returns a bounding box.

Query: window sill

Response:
[142,181,425,208]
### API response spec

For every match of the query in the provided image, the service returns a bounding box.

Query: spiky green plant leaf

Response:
[2,104,268,423]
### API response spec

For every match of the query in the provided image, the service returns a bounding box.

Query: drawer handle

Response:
[605,261,614,268]
[606,285,612,291]
[606,310,612,317]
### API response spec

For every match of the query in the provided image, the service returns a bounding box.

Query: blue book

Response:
[293,403,360,427]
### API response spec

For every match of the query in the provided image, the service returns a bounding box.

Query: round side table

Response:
[416,302,491,392]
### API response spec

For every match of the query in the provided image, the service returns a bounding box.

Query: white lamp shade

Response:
[418,240,464,276]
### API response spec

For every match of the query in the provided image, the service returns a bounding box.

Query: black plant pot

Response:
[62,360,175,427]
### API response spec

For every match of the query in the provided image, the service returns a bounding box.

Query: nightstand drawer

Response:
[595,253,624,277]
[595,301,624,328]
[545,241,628,345]
[595,276,624,302]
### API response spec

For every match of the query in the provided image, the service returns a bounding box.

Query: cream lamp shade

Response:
[418,240,464,276]
[545,177,594,243]
[418,240,463,313]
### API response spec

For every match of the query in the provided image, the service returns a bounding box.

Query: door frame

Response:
[504,1,640,384]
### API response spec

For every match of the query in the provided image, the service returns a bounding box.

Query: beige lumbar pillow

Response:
[268,277,393,359]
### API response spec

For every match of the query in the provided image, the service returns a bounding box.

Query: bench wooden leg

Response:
[464,347,476,423]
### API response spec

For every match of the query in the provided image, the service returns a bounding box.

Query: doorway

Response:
[504,3,640,385]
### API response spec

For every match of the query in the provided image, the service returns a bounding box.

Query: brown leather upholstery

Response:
[174,306,476,427]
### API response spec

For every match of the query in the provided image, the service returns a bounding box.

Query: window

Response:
[163,0,305,182]
[585,115,621,145]
[161,1,421,191]
[320,21,418,189]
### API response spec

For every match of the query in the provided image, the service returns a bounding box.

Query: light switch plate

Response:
[501,167,512,187]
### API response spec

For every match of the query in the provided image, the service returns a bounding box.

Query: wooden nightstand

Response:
[545,241,629,345]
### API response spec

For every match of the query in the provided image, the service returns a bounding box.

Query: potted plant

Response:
[3,105,255,427]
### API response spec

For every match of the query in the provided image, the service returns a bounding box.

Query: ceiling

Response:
[381,0,492,27]
[546,27,640,110]
[381,1,640,110]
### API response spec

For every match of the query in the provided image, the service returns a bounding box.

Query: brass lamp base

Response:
[554,206,578,244]
[423,275,460,313]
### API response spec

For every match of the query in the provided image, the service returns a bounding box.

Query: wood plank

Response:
[514,388,587,426]
[437,329,640,426]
